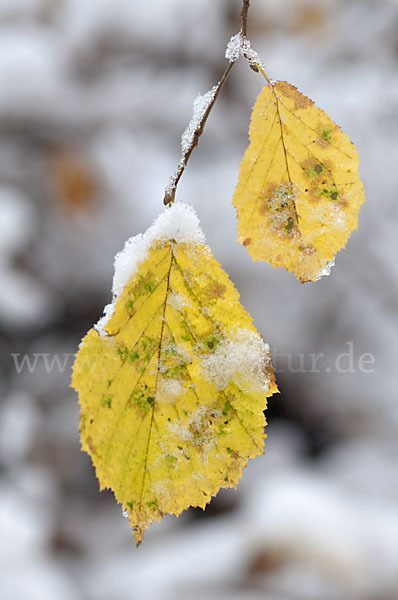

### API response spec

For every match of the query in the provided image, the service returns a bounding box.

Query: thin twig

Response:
[164,0,251,206]
[164,62,233,205]
[241,0,250,37]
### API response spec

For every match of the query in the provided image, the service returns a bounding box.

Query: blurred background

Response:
[0,0,397,599]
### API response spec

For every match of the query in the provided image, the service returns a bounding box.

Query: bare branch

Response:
[164,0,252,205]
[241,0,250,37]
[164,62,233,205]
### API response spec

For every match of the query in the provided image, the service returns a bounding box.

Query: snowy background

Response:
[0,0,397,598]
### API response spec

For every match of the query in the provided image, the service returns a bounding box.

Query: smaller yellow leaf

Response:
[233,81,366,282]
[72,203,277,545]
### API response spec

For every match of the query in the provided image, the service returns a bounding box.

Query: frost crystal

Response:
[316,259,335,281]
[167,290,191,311]
[225,31,262,68]
[167,406,221,451]
[158,378,184,402]
[201,328,271,393]
[95,303,116,338]
[165,86,217,198]
[94,203,205,337]
[267,183,299,238]
[181,87,217,155]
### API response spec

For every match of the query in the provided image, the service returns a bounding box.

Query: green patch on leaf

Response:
[285,217,295,233]
[144,280,157,294]
[163,363,187,378]
[321,128,333,145]
[306,163,324,177]
[130,385,155,411]
[319,183,339,201]
[222,399,232,416]
[116,346,129,361]
[205,336,220,351]
[102,395,112,408]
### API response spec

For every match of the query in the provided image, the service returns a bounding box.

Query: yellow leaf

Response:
[233,81,366,282]
[72,203,276,545]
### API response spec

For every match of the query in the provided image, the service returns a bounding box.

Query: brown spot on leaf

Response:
[298,243,315,255]
[275,81,314,110]
[228,448,241,460]
[86,436,96,454]
[259,201,267,217]
[205,281,226,299]
[243,237,252,247]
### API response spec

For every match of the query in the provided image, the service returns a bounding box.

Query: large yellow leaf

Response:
[72,203,276,545]
[233,81,366,282]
